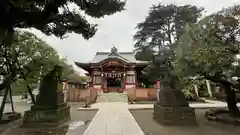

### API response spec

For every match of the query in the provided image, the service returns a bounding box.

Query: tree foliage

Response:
[0,0,125,118]
[175,5,240,116]
[0,0,125,94]
[134,3,203,84]
[135,46,154,61]
[0,0,125,40]
[134,4,203,50]
[1,31,79,95]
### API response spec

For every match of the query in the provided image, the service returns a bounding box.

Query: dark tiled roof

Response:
[77,47,149,64]
[64,74,86,84]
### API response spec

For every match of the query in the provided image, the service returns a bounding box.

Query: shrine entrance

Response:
[107,76,122,88]
[101,60,125,93]
[103,72,125,93]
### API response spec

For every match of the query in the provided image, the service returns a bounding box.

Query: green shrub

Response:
[181,85,197,101]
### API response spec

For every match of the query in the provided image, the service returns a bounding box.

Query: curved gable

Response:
[100,57,128,66]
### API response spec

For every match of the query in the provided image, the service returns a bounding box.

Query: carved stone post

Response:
[22,65,70,127]
[153,56,197,126]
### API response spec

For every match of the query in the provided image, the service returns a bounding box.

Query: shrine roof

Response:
[75,47,149,66]
[64,73,87,84]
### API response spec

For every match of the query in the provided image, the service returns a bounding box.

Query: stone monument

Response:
[22,65,70,127]
[153,55,197,125]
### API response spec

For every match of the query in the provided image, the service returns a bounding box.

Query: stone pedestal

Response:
[153,85,197,126]
[22,92,70,127]
[153,103,197,125]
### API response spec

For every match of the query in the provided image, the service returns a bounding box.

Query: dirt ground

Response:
[131,109,240,135]
[0,102,97,135]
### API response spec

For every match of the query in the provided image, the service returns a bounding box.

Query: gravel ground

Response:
[0,102,97,135]
[131,109,240,135]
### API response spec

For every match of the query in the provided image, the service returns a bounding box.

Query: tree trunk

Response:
[20,72,36,104]
[0,88,9,121]
[26,83,36,104]
[9,87,15,112]
[202,72,240,116]
[221,83,240,117]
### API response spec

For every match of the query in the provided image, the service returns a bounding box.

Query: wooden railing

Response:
[66,88,98,103]
[67,87,157,102]
[84,88,98,106]
[126,88,157,101]
[103,87,124,93]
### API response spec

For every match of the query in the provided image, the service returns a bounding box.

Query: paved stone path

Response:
[83,102,145,135]
[79,100,240,111]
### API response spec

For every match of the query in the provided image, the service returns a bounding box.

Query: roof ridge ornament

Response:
[111,46,118,53]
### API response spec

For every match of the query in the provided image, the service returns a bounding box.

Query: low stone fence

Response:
[127,88,157,101]
[66,88,98,103]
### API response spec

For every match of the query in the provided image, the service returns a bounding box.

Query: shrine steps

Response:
[96,92,128,102]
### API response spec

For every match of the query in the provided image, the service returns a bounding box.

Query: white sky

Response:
[30,0,240,75]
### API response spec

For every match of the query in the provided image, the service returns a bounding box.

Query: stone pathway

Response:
[83,102,145,135]
[79,100,240,111]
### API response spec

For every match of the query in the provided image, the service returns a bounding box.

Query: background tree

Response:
[175,5,240,116]
[0,0,125,40]
[0,0,126,96]
[9,31,83,95]
[0,1,125,119]
[133,3,203,84]
[135,46,154,61]
[0,30,81,118]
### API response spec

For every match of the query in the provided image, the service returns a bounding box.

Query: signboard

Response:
[103,61,121,66]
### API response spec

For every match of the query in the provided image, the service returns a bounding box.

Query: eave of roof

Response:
[75,47,150,68]
[74,62,92,73]
[75,62,90,67]
[75,59,149,66]
[64,73,86,84]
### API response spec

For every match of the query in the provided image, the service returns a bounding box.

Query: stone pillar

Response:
[194,84,199,99]
[22,65,70,127]
[206,80,212,98]
[63,90,67,102]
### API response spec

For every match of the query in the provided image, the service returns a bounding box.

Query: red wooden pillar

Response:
[63,80,68,90]
[123,66,126,92]
[156,80,160,101]
[101,73,104,91]
[91,70,94,87]
[123,74,126,90]
[135,70,137,88]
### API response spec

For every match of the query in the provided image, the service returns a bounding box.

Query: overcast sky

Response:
[30,0,240,75]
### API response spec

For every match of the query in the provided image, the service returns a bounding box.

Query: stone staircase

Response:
[96,92,128,102]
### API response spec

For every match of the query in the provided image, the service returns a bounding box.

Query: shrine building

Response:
[75,47,149,93]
